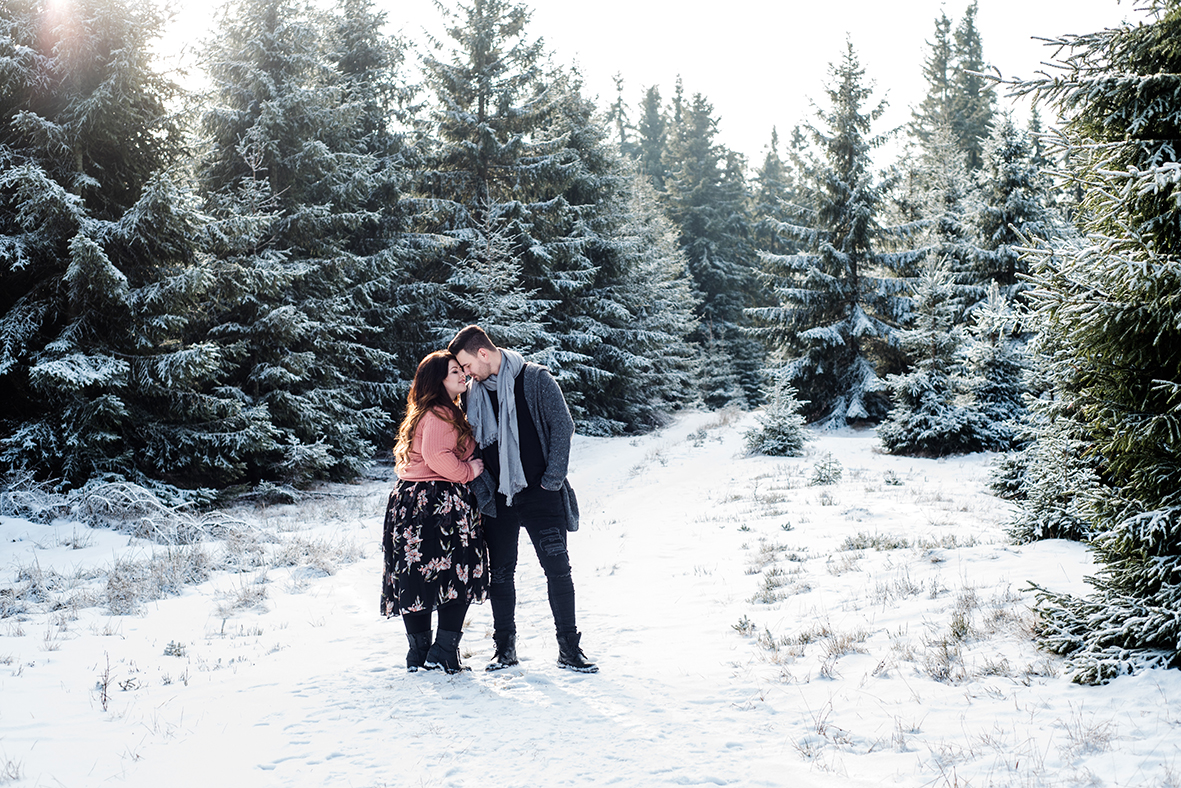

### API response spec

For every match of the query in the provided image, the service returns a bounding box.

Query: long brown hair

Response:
[393,351,473,470]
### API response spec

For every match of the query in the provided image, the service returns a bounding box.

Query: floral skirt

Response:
[381,480,488,617]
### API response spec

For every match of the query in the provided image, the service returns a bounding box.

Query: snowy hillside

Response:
[1,410,1178,787]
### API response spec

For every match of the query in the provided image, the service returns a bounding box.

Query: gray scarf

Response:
[467,348,527,505]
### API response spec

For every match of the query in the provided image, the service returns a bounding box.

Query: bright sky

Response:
[160,0,1137,167]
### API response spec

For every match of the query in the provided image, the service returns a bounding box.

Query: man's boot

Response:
[556,631,598,673]
[424,629,470,674]
[486,631,519,672]
[406,631,432,672]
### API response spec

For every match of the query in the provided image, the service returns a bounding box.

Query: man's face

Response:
[455,348,493,382]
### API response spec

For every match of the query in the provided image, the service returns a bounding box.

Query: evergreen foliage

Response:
[744,366,808,457]
[878,259,983,456]
[909,10,955,149]
[910,2,995,172]
[635,85,668,189]
[949,1,994,171]
[602,171,701,426]
[0,0,245,494]
[749,42,920,428]
[193,0,405,484]
[961,283,1028,451]
[968,112,1056,304]
[751,127,805,260]
[418,0,695,433]
[695,324,746,411]
[1011,2,1181,682]
[662,90,764,403]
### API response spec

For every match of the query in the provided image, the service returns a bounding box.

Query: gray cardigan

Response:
[469,363,578,528]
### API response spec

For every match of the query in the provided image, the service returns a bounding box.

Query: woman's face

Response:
[442,360,468,399]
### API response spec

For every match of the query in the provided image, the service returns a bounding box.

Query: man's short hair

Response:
[448,325,496,357]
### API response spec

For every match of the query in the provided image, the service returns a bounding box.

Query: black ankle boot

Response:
[406,631,432,672]
[556,632,598,673]
[486,631,519,672]
[424,629,469,674]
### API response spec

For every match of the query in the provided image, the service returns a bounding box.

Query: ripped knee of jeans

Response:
[490,564,516,585]
[537,528,568,558]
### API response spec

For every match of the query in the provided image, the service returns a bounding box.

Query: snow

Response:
[2,410,1179,787]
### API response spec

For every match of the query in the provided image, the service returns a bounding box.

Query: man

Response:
[447,325,598,673]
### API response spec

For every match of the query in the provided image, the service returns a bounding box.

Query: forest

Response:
[1,0,1179,682]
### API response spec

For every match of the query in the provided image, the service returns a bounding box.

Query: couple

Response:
[381,325,597,675]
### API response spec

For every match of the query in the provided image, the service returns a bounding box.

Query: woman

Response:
[382,351,489,673]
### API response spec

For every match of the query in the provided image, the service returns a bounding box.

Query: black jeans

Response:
[484,487,577,637]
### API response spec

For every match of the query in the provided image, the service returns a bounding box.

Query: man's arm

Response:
[536,368,574,490]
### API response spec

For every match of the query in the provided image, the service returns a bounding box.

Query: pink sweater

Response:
[396,409,477,484]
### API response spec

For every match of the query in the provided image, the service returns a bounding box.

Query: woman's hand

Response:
[468,458,485,476]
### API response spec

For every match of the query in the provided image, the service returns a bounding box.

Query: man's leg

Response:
[517,489,597,672]
[483,494,521,637]
[517,488,577,635]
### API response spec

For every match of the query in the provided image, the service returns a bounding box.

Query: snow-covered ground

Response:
[1,410,1179,787]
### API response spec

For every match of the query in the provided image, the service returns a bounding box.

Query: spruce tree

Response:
[909,10,955,149]
[662,91,762,403]
[744,366,808,457]
[605,74,637,159]
[1012,1,1181,681]
[592,170,701,428]
[878,258,983,456]
[968,112,1056,304]
[0,0,259,494]
[419,0,687,433]
[194,0,398,484]
[326,0,427,436]
[635,85,668,189]
[749,42,920,428]
[961,283,1028,451]
[950,1,995,171]
[910,123,977,309]
[751,127,803,260]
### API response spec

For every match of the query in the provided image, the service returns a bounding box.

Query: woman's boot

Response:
[424,629,469,674]
[406,631,432,672]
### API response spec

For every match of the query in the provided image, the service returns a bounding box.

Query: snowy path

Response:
[2,411,1179,788]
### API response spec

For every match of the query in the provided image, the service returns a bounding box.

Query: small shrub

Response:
[841,532,910,551]
[810,454,843,486]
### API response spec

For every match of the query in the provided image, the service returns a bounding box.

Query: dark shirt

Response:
[484,372,547,489]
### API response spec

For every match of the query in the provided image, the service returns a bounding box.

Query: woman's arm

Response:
[418,412,480,483]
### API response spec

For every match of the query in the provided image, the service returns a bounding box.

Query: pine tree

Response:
[950,0,995,171]
[443,203,548,350]
[420,0,685,433]
[1011,1,1181,682]
[635,85,668,188]
[0,0,258,494]
[909,10,955,149]
[744,366,808,457]
[605,74,637,159]
[751,127,803,259]
[696,324,745,410]
[961,283,1028,451]
[326,0,427,436]
[968,112,1056,304]
[911,123,977,308]
[1001,323,1098,543]
[591,170,701,428]
[878,258,983,456]
[749,41,920,428]
[194,0,399,484]
[662,90,762,403]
